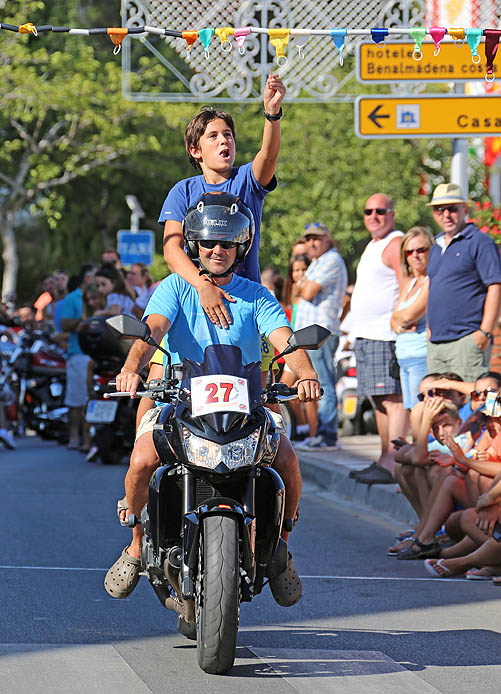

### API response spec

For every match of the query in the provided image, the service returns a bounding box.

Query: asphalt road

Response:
[1,436,501,693]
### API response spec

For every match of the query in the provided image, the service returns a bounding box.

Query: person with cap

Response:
[294,223,347,449]
[349,194,409,484]
[426,183,501,382]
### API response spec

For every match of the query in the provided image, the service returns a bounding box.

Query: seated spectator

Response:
[390,227,434,410]
[94,264,142,318]
[396,400,466,559]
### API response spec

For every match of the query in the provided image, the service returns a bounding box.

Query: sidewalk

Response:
[296,435,418,525]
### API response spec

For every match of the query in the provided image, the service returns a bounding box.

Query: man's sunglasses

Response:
[417,388,455,401]
[198,239,237,250]
[433,205,459,214]
[364,208,389,216]
[471,388,499,399]
[405,246,429,257]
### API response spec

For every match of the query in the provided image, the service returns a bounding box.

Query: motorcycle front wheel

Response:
[197,514,240,675]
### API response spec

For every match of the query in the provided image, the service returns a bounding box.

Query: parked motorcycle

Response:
[78,316,136,465]
[3,326,67,439]
[105,315,329,675]
[336,347,377,436]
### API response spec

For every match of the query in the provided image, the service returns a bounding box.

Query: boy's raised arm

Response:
[252,74,285,187]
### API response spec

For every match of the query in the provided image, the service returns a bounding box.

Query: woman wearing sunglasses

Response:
[390,227,435,410]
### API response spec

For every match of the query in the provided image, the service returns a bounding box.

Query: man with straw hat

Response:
[426,183,501,381]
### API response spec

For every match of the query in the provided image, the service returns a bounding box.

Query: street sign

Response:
[357,41,494,83]
[355,95,501,139]
[117,230,155,266]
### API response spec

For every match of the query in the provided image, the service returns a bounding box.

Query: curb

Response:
[298,453,418,525]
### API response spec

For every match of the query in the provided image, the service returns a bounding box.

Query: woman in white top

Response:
[94,264,142,319]
[390,227,434,409]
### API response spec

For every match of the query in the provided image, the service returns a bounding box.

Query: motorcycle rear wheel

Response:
[197,514,240,675]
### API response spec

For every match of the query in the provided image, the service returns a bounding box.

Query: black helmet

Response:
[183,192,255,266]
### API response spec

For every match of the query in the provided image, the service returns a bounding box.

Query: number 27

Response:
[205,382,233,403]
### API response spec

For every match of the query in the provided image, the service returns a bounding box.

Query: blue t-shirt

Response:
[59,288,83,356]
[427,223,501,342]
[158,162,276,283]
[144,273,290,365]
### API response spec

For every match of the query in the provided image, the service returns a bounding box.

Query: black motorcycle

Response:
[105,315,329,675]
[78,316,136,464]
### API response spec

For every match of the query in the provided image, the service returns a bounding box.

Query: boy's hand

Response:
[197,279,235,329]
[263,73,285,113]
[422,396,444,424]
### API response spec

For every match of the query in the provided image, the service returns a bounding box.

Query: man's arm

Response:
[252,74,285,187]
[116,313,170,397]
[472,282,501,350]
[382,236,405,290]
[162,219,235,329]
[268,326,320,402]
[411,398,444,465]
[60,317,80,332]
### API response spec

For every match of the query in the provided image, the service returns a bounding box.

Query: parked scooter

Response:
[105,315,329,675]
[336,346,376,436]
[79,316,136,464]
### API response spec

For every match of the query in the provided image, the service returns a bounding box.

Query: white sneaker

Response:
[0,428,16,450]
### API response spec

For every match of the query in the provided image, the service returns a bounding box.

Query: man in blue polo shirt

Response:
[426,183,501,381]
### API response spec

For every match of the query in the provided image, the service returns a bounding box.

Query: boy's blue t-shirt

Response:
[144,273,290,365]
[158,162,276,283]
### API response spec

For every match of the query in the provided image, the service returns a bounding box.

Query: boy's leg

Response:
[418,475,469,544]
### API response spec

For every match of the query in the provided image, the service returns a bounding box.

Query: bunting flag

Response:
[1,19,501,81]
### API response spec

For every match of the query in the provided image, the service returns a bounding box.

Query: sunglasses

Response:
[417,388,455,401]
[471,388,499,399]
[405,246,429,257]
[364,208,389,216]
[433,205,460,214]
[198,240,236,250]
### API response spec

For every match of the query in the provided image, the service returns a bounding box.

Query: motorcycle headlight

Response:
[182,428,261,470]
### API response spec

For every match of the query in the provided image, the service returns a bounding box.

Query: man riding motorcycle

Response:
[104,192,321,608]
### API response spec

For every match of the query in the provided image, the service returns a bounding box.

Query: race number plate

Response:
[86,399,118,423]
[191,374,250,416]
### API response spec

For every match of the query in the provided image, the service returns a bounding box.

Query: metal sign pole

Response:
[450,84,468,195]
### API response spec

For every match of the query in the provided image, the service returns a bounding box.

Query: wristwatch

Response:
[263,107,283,121]
[480,329,493,339]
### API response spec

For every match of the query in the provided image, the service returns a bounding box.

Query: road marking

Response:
[248,648,440,692]
[300,574,469,582]
[0,644,154,694]
[0,566,471,581]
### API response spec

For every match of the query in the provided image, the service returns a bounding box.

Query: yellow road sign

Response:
[357,41,494,83]
[355,95,501,139]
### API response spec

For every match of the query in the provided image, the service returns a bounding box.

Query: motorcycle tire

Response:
[94,426,124,465]
[197,515,240,675]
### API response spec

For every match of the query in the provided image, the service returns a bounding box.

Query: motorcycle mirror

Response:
[285,325,331,352]
[265,324,331,388]
[105,315,152,341]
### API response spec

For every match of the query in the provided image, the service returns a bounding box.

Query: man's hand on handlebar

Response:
[116,370,143,398]
[295,378,321,403]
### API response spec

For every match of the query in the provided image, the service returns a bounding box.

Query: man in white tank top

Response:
[350,194,409,484]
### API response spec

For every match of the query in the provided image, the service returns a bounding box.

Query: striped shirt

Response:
[294,248,347,335]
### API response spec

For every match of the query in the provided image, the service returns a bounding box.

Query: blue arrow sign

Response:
[117,230,155,266]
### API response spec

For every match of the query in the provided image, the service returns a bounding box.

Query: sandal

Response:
[117,497,129,527]
[466,567,495,581]
[397,538,441,560]
[387,537,413,556]
[269,552,302,607]
[104,546,141,599]
[424,558,456,578]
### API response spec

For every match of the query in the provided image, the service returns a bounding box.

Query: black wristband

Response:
[264,107,283,122]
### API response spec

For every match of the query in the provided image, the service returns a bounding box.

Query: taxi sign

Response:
[357,41,494,83]
[117,230,155,266]
[355,95,501,139]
